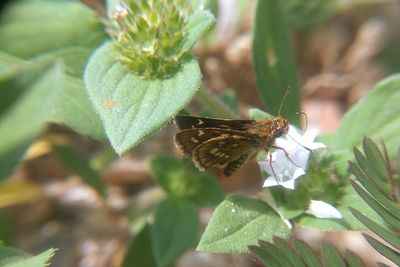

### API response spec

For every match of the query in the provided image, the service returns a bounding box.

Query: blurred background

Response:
[1,0,399,266]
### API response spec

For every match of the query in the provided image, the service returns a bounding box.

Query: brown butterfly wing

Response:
[223,154,250,176]
[174,115,256,131]
[191,134,259,174]
[174,128,255,157]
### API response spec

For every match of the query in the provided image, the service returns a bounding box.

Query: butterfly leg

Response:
[266,150,280,185]
[271,145,301,168]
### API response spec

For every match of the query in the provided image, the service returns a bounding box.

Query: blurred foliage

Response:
[150,154,223,207]
[252,0,300,125]
[281,0,338,29]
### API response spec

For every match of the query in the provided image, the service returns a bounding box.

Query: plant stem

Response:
[195,87,236,119]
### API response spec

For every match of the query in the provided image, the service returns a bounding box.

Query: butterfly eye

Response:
[273,119,280,130]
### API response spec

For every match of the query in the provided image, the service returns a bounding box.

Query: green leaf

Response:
[0,52,33,82]
[0,0,107,59]
[353,147,390,194]
[344,250,365,267]
[248,108,273,121]
[249,245,281,267]
[362,234,400,265]
[53,145,106,196]
[181,10,215,52]
[332,74,400,158]
[350,208,400,249]
[0,212,14,245]
[0,64,104,179]
[281,0,337,29]
[84,42,201,154]
[252,0,300,124]
[0,247,56,267]
[150,198,198,267]
[362,137,389,184]
[150,154,223,207]
[351,182,400,231]
[257,240,295,267]
[197,194,291,253]
[273,237,306,267]
[122,224,157,267]
[321,242,346,267]
[294,240,322,267]
[252,238,366,267]
[348,161,395,212]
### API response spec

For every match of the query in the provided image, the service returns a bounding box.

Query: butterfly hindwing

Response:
[191,134,259,172]
[223,153,250,176]
[174,128,258,157]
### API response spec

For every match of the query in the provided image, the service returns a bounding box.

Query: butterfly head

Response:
[272,116,289,138]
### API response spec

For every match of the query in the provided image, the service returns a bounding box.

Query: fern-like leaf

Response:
[349,137,400,266]
[249,237,365,267]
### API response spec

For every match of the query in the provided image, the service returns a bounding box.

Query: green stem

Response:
[195,87,236,119]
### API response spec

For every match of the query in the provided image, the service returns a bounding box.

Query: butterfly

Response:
[173,115,289,176]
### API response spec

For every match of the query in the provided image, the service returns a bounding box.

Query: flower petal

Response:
[293,168,306,180]
[280,179,296,190]
[306,200,343,219]
[262,176,280,187]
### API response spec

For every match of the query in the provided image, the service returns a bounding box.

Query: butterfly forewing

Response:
[174,128,257,156]
[174,115,256,131]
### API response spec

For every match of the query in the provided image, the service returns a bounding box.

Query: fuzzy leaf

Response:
[197,194,291,253]
[252,0,300,124]
[0,247,56,267]
[84,42,201,154]
[0,64,104,179]
[332,74,400,158]
[181,10,215,52]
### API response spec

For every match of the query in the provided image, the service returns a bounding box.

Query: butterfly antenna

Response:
[286,134,312,151]
[296,111,308,132]
[278,86,291,117]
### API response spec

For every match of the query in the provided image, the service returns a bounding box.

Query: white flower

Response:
[259,126,326,190]
[112,4,129,20]
[306,200,343,219]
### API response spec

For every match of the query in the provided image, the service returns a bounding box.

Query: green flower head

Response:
[108,0,197,79]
